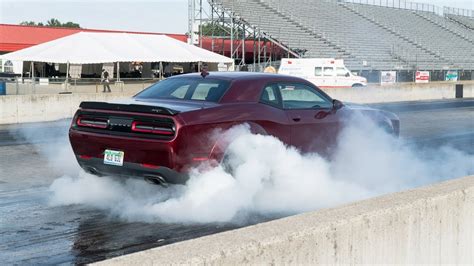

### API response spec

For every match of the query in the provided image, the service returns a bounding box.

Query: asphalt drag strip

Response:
[0,98,472,264]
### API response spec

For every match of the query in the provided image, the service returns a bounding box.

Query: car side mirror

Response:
[345,72,350,77]
[332,99,343,110]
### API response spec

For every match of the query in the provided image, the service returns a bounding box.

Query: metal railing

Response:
[443,7,474,18]
[341,0,443,15]
[3,77,158,95]
[247,60,281,72]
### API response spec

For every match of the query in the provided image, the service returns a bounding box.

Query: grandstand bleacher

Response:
[215,0,474,73]
[446,14,474,30]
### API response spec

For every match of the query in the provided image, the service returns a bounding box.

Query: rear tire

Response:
[221,151,235,176]
[378,122,395,135]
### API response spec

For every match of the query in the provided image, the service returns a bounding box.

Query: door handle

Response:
[292,117,301,122]
[314,111,329,119]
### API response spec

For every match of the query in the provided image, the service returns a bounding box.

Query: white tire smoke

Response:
[47,114,474,224]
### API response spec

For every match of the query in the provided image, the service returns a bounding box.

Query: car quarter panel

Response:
[177,102,292,156]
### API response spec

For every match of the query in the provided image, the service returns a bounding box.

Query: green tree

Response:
[62,21,80,28]
[199,22,243,37]
[46,18,62,27]
[19,21,37,26]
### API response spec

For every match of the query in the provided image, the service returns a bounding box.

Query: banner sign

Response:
[415,71,430,83]
[380,71,396,85]
[445,70,458,81]
[39,78,49,86]
[217,62,227,71]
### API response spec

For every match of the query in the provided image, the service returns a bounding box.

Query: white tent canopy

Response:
[0,31,233,64]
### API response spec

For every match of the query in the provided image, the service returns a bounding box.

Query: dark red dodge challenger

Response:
[69,72,399,185]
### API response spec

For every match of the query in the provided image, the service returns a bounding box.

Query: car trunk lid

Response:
[80,98,219,116]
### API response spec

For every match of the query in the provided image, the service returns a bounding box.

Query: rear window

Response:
[135,77,231,102]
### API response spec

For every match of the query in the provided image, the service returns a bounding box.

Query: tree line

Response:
[20,18,80,28]
[199,22,243,37]
[19,20,242,35]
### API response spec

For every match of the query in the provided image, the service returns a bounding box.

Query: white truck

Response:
[278,58,367,88]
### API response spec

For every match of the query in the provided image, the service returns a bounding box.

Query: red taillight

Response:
[192,157,209,161]
[131,121,174,135]
[141,163,160,169]
[77,117,108,129]
[79,155,93,160]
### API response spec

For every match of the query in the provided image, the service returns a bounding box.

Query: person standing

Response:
[101,69,111,93]
[164,63,173,78]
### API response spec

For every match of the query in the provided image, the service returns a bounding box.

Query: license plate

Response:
[103,149,124,166]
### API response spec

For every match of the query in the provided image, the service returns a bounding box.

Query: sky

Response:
[0,0,472,34]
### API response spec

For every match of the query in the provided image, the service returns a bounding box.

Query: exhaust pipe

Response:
[85,166,102,176]
[144,174,169,187]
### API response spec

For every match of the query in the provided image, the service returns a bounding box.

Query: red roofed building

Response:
[0,24,187,53]
[0,24,282,62]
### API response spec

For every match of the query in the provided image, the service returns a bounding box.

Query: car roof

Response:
[164,71,330,103]
[168,71,306,82]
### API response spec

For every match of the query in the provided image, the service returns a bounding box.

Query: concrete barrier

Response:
[1,81,473,125]
[0,92,137,124]
[5,80,153,95]
[96,175,474,265]
[323,82,474,103]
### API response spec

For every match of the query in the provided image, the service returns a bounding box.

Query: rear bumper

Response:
[76,156,189,184]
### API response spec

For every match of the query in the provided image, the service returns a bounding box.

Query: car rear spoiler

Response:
[79,101,180,116]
